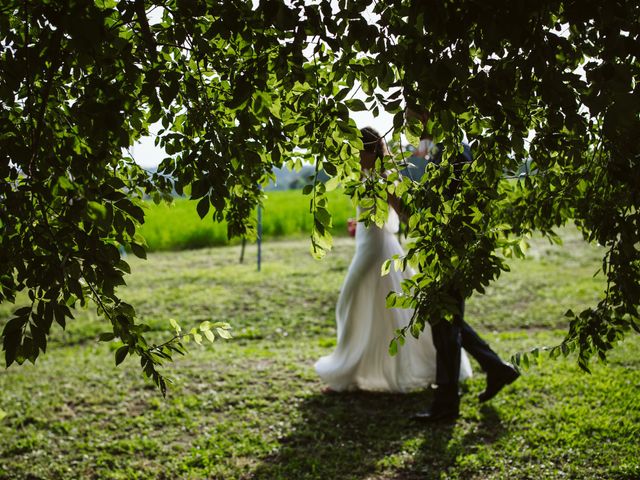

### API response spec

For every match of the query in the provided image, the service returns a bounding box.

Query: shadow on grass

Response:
[249,390,506,479]
[390,403,505,479]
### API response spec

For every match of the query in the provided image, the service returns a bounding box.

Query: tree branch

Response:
[134,0,157,59]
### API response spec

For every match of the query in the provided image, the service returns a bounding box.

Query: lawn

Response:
[0,229,639,479]
[139,189,355,251]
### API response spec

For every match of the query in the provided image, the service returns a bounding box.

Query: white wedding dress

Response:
[315,206,472,392]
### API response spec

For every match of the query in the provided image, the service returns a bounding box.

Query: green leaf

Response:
[99,332,115,342]
[315,207,332,227]
[324,175,341,192]
[13,307,31,317]
[57,176,73,191]
[115,345,129,366]
[215,327,232,339]
[196,196,210,219]
[87,201,108,221]
[345,99,367,111]
[131,243,147,259]
[334,87,351,102]
[116,259,131,274]
[385,293,396,309]
[212,322,231,329]
[169,318,181,333]
[203,329,215,343]
[323,161,337,176]
[381,259,391,276]
[388,338,398,356]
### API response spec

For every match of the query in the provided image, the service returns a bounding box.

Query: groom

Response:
[406,109,520,422]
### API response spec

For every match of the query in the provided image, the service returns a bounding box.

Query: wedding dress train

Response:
[315,207,472,392]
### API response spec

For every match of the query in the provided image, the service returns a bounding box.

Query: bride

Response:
[315,127,472,392]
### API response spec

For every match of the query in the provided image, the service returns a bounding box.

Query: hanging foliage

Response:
[1,0,638,391]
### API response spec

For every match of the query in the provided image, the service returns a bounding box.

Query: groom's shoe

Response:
[413,397,459,423]
[478,362,520,403]
[413,405,459,422]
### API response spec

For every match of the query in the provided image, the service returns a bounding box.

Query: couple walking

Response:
[315,126,519,421]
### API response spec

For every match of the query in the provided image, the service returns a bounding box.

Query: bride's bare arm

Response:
[381,169,409,223]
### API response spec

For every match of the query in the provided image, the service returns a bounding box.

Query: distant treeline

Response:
[144,164,329,193]
[267,165,331,190]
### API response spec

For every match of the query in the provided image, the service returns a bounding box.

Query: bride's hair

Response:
[360,127,386,160]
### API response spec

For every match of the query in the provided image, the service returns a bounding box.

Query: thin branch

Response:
[148,333,186,353]
[86,280,115,324]
[134,0,157,59]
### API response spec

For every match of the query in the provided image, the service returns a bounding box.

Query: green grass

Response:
[1,228,639,479]
[139,189,355,251]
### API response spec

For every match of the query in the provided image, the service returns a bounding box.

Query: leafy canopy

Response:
[1,0,638,390]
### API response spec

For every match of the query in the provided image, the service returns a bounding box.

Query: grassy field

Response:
[1,229,639,479]
[139,189,355,251]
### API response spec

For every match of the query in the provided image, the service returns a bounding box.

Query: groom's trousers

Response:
[431,293,506,404]
[427,146,506,403]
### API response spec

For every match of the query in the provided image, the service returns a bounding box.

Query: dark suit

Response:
[425,143,507,407]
